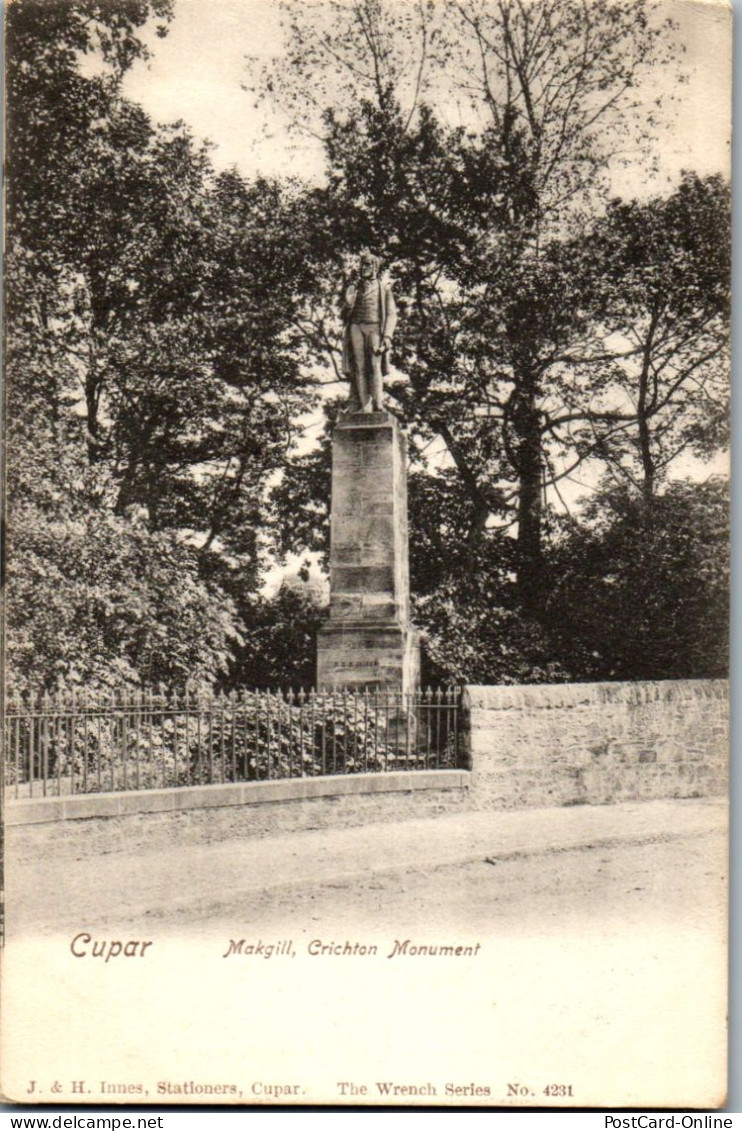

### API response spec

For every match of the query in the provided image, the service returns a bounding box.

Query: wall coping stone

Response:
[464,678,728,711]
[5,769,470,826]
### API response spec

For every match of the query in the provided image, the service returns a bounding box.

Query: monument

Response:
[316,250,420,693]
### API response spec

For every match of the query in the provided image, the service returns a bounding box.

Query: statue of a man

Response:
[341,249,397,412]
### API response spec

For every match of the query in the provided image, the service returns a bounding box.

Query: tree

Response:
[7,511,243,695]
[545,479,729,681]
[6,0,173,261]
[252,0,676,612]
[227,579,328,690]
[5,0,323,690]
[408,470,567,683]
[6,1,230,692]
[577,173,730,499]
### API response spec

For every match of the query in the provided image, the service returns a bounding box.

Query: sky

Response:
[121,0,733,195]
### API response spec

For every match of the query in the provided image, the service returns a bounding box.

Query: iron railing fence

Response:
[4,687,466,798]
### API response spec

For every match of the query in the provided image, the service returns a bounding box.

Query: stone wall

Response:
[466,679,728,809]
[6,680,728,832]
[8,775,472,862]
[6,770,469,829]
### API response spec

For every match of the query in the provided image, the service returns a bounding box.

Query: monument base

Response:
[317,621,420,694]
[317,409,420,694]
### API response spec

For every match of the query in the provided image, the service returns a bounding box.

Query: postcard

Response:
[1,0,732,1110]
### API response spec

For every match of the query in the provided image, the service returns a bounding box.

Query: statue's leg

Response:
[349,323,368,410]
[368,327,383,410]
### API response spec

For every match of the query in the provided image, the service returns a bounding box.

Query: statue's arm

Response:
[383,282,397,344]
[341,282,356,323]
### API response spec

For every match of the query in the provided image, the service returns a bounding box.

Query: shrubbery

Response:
[7,690,460,794]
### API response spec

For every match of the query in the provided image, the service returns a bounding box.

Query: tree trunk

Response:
[638,409,654,502]
[637,311,659,501]
[85,371,102,463]
[512,379,544,614]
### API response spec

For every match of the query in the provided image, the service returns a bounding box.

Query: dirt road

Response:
[180,825,727,940]
[6,797,727,938]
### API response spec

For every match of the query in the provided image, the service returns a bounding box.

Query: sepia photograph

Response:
[1,0,732,1111]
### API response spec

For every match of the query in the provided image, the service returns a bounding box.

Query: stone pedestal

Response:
[317,411,420,692]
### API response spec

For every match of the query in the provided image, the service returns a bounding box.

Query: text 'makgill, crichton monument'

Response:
[317,249,420,693]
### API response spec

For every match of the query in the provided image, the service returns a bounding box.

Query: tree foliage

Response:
[254,0,705,615]
[580,173,731,498]
[545,479,729,681]
[5,0,320,691]
[259,0,729,680]
[227,579,328,691]
[5,0,731,692]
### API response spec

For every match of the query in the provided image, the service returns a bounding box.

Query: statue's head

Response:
[359,248,380,279]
